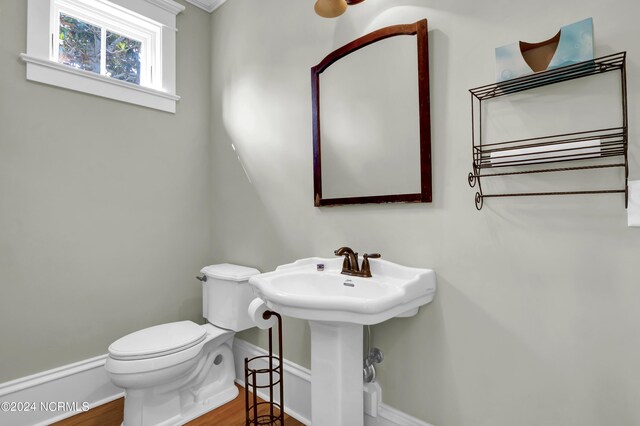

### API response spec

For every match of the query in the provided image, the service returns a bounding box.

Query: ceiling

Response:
[183,0,227,13]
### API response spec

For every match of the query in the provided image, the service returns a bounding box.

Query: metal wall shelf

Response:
[468,52,628,210]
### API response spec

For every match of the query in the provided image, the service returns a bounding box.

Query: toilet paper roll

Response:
[248,298,277,330]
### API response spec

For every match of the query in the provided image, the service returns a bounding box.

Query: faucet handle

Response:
[360,253,381,278]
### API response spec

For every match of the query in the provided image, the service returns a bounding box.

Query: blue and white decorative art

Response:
[495,17,594,82]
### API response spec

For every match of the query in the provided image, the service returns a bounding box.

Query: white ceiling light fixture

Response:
[314,0,365,18]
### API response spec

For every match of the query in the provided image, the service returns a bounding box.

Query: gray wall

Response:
[2,0,639,424]
[210,1,640,425]
[0,1,212,382]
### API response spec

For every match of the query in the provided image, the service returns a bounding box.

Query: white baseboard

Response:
[232,338,433,426]
[0,339,432,426]
[373,404,435,426]
[0,355,123,426]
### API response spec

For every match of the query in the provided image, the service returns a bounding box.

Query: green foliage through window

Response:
[59,14,101,73]
[106,31,142,85]
[58,13,142,85]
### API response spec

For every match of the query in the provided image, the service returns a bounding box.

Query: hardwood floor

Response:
[185,385,303,426]
[52,398,124,426]
[52,385,304,426]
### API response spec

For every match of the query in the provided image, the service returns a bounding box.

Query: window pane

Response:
[58,13,101,74]
[106,31,142,85]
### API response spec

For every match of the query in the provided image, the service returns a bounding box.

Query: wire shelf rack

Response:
[470,52,626,100]
[468,52,628,210]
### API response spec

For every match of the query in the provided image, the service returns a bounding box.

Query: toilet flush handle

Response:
[196,275,207,282]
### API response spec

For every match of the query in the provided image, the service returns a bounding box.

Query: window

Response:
[21,0,184,113]
[57,14,143,84]
[52,0,160,88]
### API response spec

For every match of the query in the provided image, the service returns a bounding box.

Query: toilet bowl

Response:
[105,264,260,426]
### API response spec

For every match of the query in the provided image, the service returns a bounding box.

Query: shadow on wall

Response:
[210,118,296,267]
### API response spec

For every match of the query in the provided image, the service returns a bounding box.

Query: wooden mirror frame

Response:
[311,19,431,207]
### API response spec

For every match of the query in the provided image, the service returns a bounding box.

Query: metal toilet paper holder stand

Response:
[244,310,284,425]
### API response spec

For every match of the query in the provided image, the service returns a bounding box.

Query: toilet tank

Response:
[201,263,260,332]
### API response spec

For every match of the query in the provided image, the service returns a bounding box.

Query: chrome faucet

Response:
[334,247,381,278]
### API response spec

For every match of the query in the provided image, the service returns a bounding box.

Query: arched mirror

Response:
[311,19,432,206]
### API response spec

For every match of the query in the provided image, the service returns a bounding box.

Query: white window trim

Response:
[21,0,184,113]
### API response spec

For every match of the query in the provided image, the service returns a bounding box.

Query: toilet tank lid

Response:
[200,263,260,282]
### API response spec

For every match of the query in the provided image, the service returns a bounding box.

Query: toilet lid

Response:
[108,321,207,360]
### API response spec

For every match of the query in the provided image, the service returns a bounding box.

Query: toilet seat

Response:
[108,321,207,360]
[105,322,234,375]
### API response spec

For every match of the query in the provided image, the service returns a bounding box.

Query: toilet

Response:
[105,264,260,426]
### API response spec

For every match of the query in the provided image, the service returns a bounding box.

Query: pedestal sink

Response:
[248,257,436,426]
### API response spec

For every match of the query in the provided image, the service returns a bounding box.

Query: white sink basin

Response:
[248,256,436,426]
[249,257,436,325]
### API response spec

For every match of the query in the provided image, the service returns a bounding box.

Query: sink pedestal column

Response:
[308,321,363,426]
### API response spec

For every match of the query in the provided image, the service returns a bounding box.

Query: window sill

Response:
[19,54,180,113]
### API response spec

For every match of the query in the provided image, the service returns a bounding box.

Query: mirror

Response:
[311,20,432,206]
